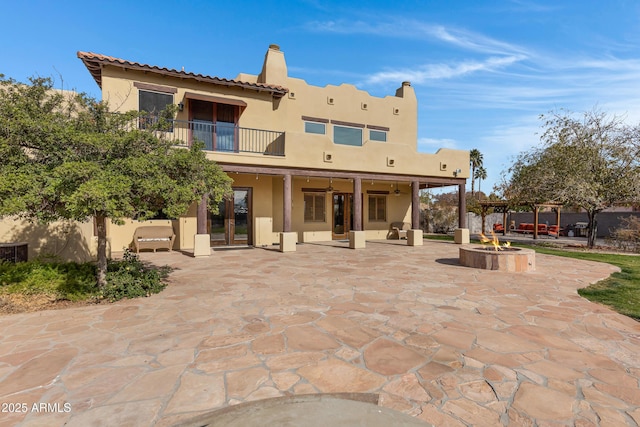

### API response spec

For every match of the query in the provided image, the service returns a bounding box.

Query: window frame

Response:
[303,193,326,222]
[333,124,363,146]
[369,129,387,142]
[138,89,174,130]
[304,121,326,135]
[368,195,387,222]
[302,116,329,136]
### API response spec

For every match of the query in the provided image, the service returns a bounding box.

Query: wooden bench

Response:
[132,226,175,253]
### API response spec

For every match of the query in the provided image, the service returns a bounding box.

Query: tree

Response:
[474,166,487,198]
[503,109,640,248]
[425,190,462,233]
[0,76,232,287]
[469,148,483,197]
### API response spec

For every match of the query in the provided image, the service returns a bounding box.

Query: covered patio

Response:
[193,164,467,252]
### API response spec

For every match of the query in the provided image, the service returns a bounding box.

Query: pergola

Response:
[478,200,563,240]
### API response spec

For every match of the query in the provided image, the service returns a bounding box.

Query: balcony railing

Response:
[155,119,285,156]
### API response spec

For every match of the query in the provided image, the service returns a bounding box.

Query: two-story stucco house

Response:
[73,44,468,254]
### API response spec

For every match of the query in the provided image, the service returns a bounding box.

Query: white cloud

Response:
[363,55,525,86]
[304,19,529,56]
[418,137,459,151]
[425,25,528,56]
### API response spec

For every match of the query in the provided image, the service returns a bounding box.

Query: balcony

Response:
[154,119,285,156]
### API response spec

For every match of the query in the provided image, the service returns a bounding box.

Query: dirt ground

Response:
[0,293,108,315]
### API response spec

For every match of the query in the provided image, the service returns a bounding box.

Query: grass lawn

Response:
[424,234,640,320]
[523,245,640,320]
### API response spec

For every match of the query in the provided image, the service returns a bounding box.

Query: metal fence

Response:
[161,119,285,156]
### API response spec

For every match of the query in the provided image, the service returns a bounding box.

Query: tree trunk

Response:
[471,166,476,197]
[95,214,108,288]
[586,210,598,249]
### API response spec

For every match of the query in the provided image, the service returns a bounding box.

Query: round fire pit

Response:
[459,246,535,272]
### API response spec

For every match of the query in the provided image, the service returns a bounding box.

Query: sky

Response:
[3,0,640,194]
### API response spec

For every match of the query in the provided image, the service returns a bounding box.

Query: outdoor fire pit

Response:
[459,232,535,272]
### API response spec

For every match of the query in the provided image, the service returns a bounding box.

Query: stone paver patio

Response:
[1,240,640,426]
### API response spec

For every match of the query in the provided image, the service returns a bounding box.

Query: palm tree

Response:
[469,149,484,197]
[474,166,487,199]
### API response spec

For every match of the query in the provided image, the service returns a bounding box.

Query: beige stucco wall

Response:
[178,204,198,250]
[106,219,175,253]
[98,46,469,180]
[0,217,96,262]
[89,45,467,248]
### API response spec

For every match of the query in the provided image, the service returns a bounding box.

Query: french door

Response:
[209,188,252,245]
[332,193,353,240]
[189,99,239,152]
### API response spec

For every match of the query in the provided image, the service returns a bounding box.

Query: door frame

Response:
[188,99,240,152]
[332,192,366,240]
[208,187,252,246]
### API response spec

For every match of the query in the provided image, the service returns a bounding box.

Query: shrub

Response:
[0,260,97,301]
[0,250,171,305]
[101,249,171,301]
[608,216,640,253]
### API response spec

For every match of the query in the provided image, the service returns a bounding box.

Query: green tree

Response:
[474,166,487,199]
[503,109,640,248]
[0,76,232,287]
[469,148,483,197]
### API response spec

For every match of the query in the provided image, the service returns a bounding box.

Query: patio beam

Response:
[219,164,464,187]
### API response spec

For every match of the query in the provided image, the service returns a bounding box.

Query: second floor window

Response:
[139,90,173,130]
[305,121,326,135]
[334,125,362,146]
[369,129,387,142]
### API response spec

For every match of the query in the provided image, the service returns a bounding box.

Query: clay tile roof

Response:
[76,51,288,98]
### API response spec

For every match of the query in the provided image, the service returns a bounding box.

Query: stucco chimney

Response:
[257,44,288,86]
[395,81,415,99]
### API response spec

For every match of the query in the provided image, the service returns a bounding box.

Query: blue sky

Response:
[3,0,640,193]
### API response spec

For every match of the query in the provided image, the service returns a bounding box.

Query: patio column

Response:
[283,173,292,232]
[533,205,540,240]
[197,193,208,235]
[353,177,362,231]
[411,180,420,229]
[458,183,466,228]
[194,193,210,257]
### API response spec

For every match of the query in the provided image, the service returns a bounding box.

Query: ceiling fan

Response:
[393,182,409,196]
[325,178,334,193]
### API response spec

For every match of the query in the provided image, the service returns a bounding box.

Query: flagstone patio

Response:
[1,240,639,426]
